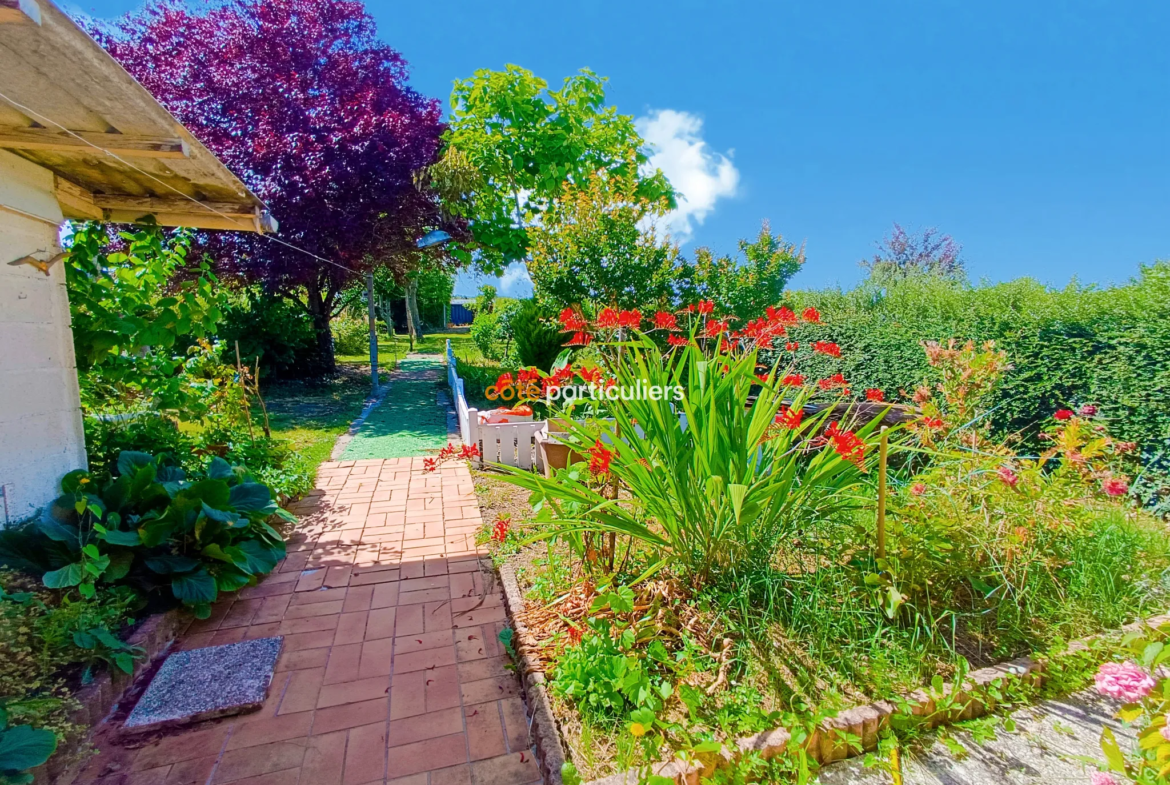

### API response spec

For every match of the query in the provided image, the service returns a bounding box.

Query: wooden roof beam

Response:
[0,127,189,158]
[54,178,275,233]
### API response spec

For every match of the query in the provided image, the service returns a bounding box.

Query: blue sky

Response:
[76,0,1170,296]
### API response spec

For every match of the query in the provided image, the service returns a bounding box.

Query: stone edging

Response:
[39,608,190,785]
[498,561,1170,785]
[498,561,568,785]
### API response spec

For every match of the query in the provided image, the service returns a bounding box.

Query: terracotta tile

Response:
[364,607,397,640]
[180,631,215,650]
[425,664,461,712]
[226,711,312,750]
[350,568,403,587]
[334,611,369,645]
[252,594,293,624]
[398,587,450,606]
[276,647,330,672]
[385,707,463,748]
[123,766,170,785]
[393,630,453,655]
[388,670,426,720]
[219,770,300,785]
[423,601,453,633]
[283,600,344,619]
[454,626,490,662]
[324,566,352,588]
[282,629,336,652]
[278,614,340,636]
[456,656,511,683]
[295,569,326,592]
[399,561,425,580]
[292,587,349,605]
[357,637,395,679]
[243,622,282,641]
[451,605,506,629]
[133,726,229,770]
[163,756,216,785]
[499,697,530,753]
[370,582,399,609]
[469,751,541,785]
[392,645,456,674]
[429,763,471,785]
[459,675,520,706]
[392,604,423,637]
[464,702,507,761]
[219,598,262,629]
[277,667,324,715]
[450,594,503,614]
[323,642,362,685]
[342,585,374,613]
[387,774,429,785]
[342,722,386,785]
[312,698,388,735]
[301,730,347,785]
[211,741,305,783]
[384,733,468,779]
[210,626,248,645]
[317,675,390,709]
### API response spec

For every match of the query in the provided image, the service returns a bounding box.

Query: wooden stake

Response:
[254,356,271,439]
[877,428,889,561]
[235,341,255,442]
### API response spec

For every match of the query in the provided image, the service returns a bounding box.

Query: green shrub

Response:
[8,452,290,619]
[512,300,567,371]
[217,289,325,379]
[331,317,369,355]
[470,310,502,360]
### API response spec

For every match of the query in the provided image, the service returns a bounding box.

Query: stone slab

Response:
[124,636,283,730]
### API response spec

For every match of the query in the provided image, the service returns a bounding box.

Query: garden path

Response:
[338,355,450,461]
[75,377,542,785]
[815,687,1131,784]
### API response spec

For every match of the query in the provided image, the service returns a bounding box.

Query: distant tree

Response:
[424,65,675,274]
[527,170,679,311]
[92,0,456,372]
[863,223,964,279]
[678,222,806,322]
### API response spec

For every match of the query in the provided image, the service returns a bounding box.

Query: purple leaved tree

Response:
[863,223,964,278]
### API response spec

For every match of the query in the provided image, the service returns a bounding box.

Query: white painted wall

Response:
[0,150,86,525]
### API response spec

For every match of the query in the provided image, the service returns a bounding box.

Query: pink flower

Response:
[1102,476,1129,497]
[1160,720,1170,743]
[1090,773,1119,785]
[1080,404,1098,417]
[1054,409,1074,421]
[910,483,926,496]
[997,466,1019,488]
[1094,661,1155,702]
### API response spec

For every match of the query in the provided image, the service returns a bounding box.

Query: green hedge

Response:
[775,263,1170,456]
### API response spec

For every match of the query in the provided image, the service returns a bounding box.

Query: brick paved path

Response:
[77,457,541,785]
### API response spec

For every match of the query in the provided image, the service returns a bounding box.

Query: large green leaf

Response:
[178,479,231,511]
[0,724,58,771]
[225,540,282,576]
[171,569,217,605]
[144,555,200,574]
[207,457,234,480]
[200,502,242,526]
[42,563,83,588]
[116,451,154,478]
[229,483,271,513]
[100,529,141,547]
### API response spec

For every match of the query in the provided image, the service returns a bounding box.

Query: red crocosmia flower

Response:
[910,482,926,496]
[685,303,696,313]
[997,466,1019,488]
[1079,404,1098,417]
[517,368,541,384]
[588,439,613,476]
[801,307,821,323]
[775,406,803,429]
[704,319,729,337]
[558,307,586,331]
[697,300,715,315]
[923,416,945,429]
[767,306,798,326]
[566,331,592,346]
[812,341,841,358]
[865,389,885,402]
[566,625,583,645]
[786,342,799,352]
[495,373,514,389]
[825,422,865,467]
[653,311,679,330]
[423,458,437,473]
[460,445,481,461]
[1102,476,1129,497]
[558,307,574,326]
[667,334,689,347]
[618,309,642,329]
[597,307,620,329]
[781,374,805,386]
[1054,409,1074,421]
[1116,441,1138,454]
[577,366,603,384]
[817,373,848,391]
[491,515,510,543]
[756,374,770,385]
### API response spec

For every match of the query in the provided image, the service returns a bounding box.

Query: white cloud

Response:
[498,262,534,297]
[636,109,740,243]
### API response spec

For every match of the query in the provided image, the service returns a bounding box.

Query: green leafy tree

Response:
[528,170,680,310]
[678,222,806,322]
[429,65,674,273]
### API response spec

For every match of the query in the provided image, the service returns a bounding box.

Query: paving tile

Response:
[342,585,374,613]
[225,711,312,750]
[499,697,530,754]
[460,675,521,706]
[211,740,305,783]
[393,630,453,656]
[425,664,462,712]
[162,755,216,785]
[388,670,426,720]
[312,698,388,735]
[292,587,349,605]
[423,601,453,633]
[276,666,324,715]
[457,656,512,683]
[429,763,472,785]
[276,647,330,672]
[132,726,229,770]
[386,707,463,748]
[385,733,468,779]
[370,582,400,608]
[317,675,391,708]
[334,611,369,645]
[343,722,386,785]
[282,629,336,652]
[469,751,542,785]
[220,769,300,785]
[283,599,344,619]
[393,645,457,674]
[323,642,362,685]
[365,607,398,640]
[301,729,347,785]
[464,702,507,761]
[393,604,423,636]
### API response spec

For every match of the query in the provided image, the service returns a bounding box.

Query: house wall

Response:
[0,149,86,525]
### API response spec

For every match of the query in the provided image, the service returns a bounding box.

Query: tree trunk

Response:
[405,278,423,342]
[306,277,337,374]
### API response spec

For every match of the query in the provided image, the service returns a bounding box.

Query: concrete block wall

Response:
[0,150,86,524]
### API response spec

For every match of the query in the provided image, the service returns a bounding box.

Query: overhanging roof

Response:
[0,0,274,233]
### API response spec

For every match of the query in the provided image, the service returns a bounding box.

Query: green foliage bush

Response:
[331,317,369,355]
[511,299,567,371]
[218,288,324,379]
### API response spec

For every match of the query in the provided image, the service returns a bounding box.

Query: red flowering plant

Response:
[491,319,898,585]
[423,442,481,473]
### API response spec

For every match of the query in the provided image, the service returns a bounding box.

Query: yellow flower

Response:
[629,722,646,737]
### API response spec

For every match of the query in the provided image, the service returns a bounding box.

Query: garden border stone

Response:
[498,560,1170,785]
[36,607,190,785]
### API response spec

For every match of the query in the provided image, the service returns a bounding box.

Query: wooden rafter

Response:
[0,0,40,25]
[0,127,189,158]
